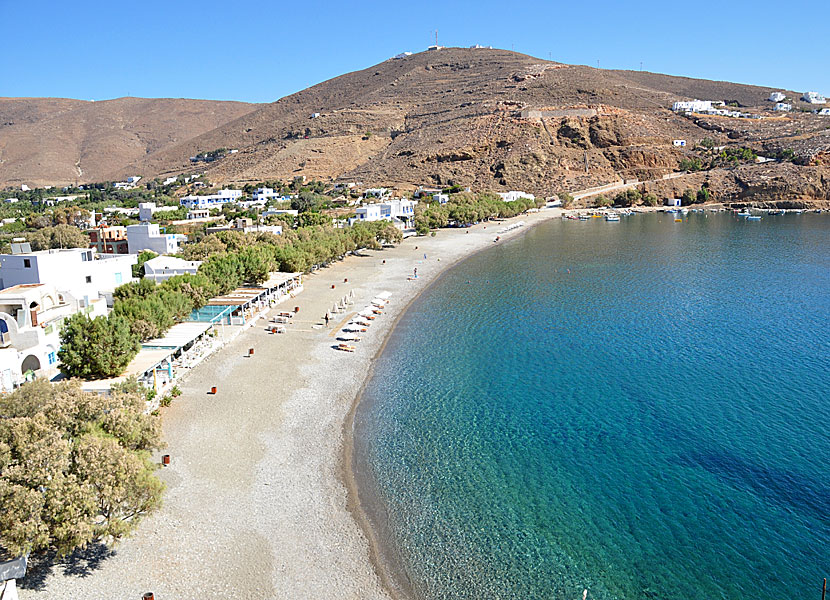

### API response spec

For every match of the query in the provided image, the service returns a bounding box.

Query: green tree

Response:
[681,189,697,206]
[58,314,140,379]
[132,250,158,278]
[0,380,163,557]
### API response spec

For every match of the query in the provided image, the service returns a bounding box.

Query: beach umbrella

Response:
[332,303,339,314]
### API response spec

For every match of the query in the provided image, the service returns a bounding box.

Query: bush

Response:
[679,158,704,172]
[594,195,611,207]
[0,380,163,557]
[170,385,182,398]
[681,189,697,206]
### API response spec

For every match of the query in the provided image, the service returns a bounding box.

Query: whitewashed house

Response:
[817,108,830,116]
[773,103,792,112]
[498,191,535,203]
[126,223,187,255]
[0,283,107,390]
[672,100,714,113]
[769,92,786,102]
[433,193,450,204]
[665,198,682,207]
[180,189,242,209]
[251,187,284,202]
[802,91,826,104]
[353,199,417,228]
[187,208,211,220]
[673,140,687,147]
[0,245,136,305]
[143,256,202,283]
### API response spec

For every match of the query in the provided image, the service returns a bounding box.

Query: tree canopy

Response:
[0,379,163,558]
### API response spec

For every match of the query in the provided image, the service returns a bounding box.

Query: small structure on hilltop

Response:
[768,92,786,102]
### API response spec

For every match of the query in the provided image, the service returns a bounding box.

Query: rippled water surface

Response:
[355,213,830,600]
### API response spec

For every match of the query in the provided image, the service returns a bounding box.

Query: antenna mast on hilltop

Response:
[435,29,438,47]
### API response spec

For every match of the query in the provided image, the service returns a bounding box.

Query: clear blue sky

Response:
[2,0,826,104]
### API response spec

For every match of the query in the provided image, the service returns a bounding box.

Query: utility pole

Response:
[640,61,643,71]
[596,59,600,69]
[584,151,589,173]
[435,29,438,47]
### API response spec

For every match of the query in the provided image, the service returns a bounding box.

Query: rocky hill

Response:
[0,97,256,187]
[5,49,830,205]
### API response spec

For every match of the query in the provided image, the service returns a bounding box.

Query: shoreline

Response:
[19,208,561,600]
[340,210,565,600]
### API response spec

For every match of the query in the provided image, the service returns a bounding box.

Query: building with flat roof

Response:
[180,189,242,209]
[143,256,202,283]
[89,226,129,255]
[0,283,106,390]
[0,247,136,305]
[126,223,187,255]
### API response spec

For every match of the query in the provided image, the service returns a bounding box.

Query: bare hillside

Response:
[119,48,829,203]
[0,97,256,187]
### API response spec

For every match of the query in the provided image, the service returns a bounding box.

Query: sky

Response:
[2,0,827,104]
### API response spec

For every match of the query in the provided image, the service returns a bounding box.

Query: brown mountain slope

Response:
[0,97,256,187]
[119,48,829,202]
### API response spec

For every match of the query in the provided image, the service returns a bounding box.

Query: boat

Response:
[674,218,683,222]
[605,213,620,222]
[737,211,751,217]
[336,344,356,353]
[578,215,589,221]
[746,215,762,221]
[591,214,602,219]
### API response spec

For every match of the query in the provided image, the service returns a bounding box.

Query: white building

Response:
[773,103,792,112]
[673,140,687,147]
[353,199,417,228]
[139,202,156,222]
[0,246,135,306]
[0,283,107,390]
[187,208,211,220]
[433,193,450,204]
[498,191,535,203]
[163,176,179,186]
[114,176,142,190]
[126,223,187,255]
[818,108,830,116]
[310,112,321,119]
[251,187,284,202]
[393,52,413,59]
[672,100,715,113]
[355,204,383,222]
[143,256,202,283]
[802,91,826,104]
[180,189,243,209]
[665,198,682,207]
[769,92,786,102]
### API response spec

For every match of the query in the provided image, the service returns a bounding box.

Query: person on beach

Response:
[325,312,330,327]
[414,267,418,279]
[424,253,427,260]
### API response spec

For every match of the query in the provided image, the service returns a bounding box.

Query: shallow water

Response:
[355,212,830,600]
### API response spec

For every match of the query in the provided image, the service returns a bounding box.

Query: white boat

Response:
[605,213,620,222]
[737,211,751,217]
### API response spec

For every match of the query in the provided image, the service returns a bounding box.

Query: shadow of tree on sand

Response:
[18,543,116,590]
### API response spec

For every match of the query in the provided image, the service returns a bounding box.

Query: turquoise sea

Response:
[354,212,830,600]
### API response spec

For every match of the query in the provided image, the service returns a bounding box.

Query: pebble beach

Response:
[19,209,560,600]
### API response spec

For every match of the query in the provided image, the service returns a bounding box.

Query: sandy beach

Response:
[19,208,561,600]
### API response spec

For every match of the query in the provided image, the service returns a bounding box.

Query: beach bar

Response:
[81,321,214,396]
[189,272,303,326]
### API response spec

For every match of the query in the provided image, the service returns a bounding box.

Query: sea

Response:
[354,211,830,600]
